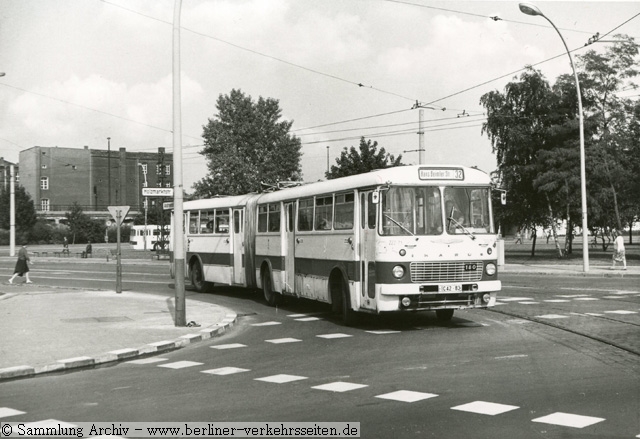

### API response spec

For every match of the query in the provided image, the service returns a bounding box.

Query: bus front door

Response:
[359,192,377,310]
[232,209,244,285]
[284,202,295,293]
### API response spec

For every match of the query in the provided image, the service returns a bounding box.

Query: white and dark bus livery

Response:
[130,225,170,251]
[171,165,500,323]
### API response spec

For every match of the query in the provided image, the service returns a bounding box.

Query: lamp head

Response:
[519,3,543,17]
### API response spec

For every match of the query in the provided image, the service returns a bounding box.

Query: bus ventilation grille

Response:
[410,261,483,283]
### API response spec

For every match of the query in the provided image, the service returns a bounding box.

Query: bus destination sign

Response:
[418,167,464,181]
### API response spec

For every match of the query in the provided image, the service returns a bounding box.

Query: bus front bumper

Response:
[377,280,501,312]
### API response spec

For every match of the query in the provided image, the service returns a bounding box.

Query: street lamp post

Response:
[519,3,589,272]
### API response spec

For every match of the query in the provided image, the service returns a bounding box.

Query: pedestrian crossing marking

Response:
[536,314,569,319]
[294,317,322,322]
[604,310,637,315]
[532,412,605,428]
[451,401,519,416]
[375,390,438,403]
[499,297,534,302]
[127,357,169,365]
[365,330,401,334]
[265,338,301,344]
[0,407,26,418]
[201,367,250,376]
[255,374,308,384]
[210,343,246,350]
[158,361,204,369]
[518,302,539,304]
[312,382,368,392]
[251,321,282,326]
[316,333,353,339]
[544,299,570,303]
[574,298,600,301]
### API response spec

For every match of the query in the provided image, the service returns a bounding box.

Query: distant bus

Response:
[130,225,170,251]
[171,165,501,324]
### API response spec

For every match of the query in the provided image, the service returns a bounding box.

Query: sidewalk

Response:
[501,262,640,277]
[0,284,236,381]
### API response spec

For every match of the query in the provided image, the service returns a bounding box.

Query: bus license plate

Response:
[439,283,462,292]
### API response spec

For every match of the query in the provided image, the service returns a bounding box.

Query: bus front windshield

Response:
[380,186,492,236]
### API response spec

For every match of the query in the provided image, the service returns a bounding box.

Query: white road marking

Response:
[452,401,519,416]
[201,367,250,376]
[255,374,307,384]
[295,317,322,321]
[375,390,438,403]
[312,382,368,392]
[250,321,282,326]
[365,330,401,335]
[316,333,353,339]
[536,314,569,319]
[0,408,26,418]
[532,412,605,428]
[265,338,301,344]
[604,310,637,315]
[210,343,246,350]
[127,358,169,365]
[158,361,203,369]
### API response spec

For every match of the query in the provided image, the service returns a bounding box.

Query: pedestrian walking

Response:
[514,229,523,244]
[8,244,34,284]
[611,229,627,270]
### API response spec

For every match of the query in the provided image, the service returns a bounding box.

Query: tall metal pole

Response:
[9,165,15,257]
[173,0,186,326]
[519,3,589,272]
[116,210,122,294]
[418,109,425,165]
[107,137,111,206]
[326,146,329,175]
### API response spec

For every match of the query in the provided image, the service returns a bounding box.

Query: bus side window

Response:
[258,205,268,233]
[268,203,281,232]
[367,192,376,229]
[188,211,199,234]
[287,203,294,232]
[298,198,313,231]
[334,192,354,230]
[215,209,229,234]
[202,210,214,234]
[315,195,333,231]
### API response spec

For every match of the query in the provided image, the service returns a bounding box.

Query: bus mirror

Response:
[372,191,380,204]
[501,192,506,205]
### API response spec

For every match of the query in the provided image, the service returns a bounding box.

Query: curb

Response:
[0,312,238,381]
[501,268,640,278]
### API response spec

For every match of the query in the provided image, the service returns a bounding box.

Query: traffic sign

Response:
[142,188,174,197]
[107,205,131,226]
[163,201,174,210]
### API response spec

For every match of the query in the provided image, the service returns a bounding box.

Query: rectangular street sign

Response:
[142,188,174,197]
[163,201,174,210]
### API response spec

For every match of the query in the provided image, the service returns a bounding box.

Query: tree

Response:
[193,89,302,197]
[65,203,103,243]
[326,137,404,179]
[0,186,38,242]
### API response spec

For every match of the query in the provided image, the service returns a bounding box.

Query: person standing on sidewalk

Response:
[8,244,34,284]
[611,229,627,270]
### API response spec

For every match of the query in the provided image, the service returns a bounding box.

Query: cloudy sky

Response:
[1,0,638,191]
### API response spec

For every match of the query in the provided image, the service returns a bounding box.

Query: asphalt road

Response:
[1,258,639,438]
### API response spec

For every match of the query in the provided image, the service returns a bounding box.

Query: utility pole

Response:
[418,109,425,165]
[326,146,330,175]
[107,137,111,206]
[9,165,15,257]
[173,0,186,327]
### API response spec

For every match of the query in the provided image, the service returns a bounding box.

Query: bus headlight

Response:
[485,263,496,276]
[392,265,405,279]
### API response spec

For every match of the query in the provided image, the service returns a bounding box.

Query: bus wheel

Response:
[436,309,454,321]
[332,275,357,326]
[190,261,212,293]
[262,271,280,306]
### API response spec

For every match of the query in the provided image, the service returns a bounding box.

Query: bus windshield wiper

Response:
[384,214,414,236]
[448,216,476,240]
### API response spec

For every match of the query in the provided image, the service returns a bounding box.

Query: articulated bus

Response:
[171,165,500,324]
[130,225,170,251]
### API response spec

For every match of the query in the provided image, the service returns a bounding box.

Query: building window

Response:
[41,199,50,211]
[141,163,148,174]
[165,164,171,175]
[165,182,171,188]
[142,181,148,188]
[156,164,162,175]
[40,176,49,190]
